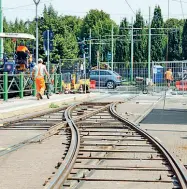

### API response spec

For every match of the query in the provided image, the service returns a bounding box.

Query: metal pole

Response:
[83,37,86,94]
[89,29,92,69]
[47,30,50,73]
[148,7,151,80]
[111,23,114,71]
[36,4,38,64]
[131,18,134,81]
[83,52,86,94]
[33,0,40,65]
[98,52,100,93]
[182,61,184,95]
[0,0,3,59]
[166,0,170,62]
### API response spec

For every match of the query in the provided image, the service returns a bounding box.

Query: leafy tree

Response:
[133,11,147,67]
[115,18,130,66]
[80,9,118,66]
[182,19,187,60]
[165,19,182,61]
[151,5,165,61]
[38,5,79,64]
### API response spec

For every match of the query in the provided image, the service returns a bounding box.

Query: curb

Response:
[0,93,100,121]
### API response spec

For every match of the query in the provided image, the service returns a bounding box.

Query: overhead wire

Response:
[124,0,136,15]
[179,0,185,19]
[3,0,53,10]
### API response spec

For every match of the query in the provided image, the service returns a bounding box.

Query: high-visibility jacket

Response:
[16,46,29,52]
[165,71,173,80]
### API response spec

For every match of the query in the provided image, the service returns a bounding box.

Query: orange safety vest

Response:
[165,71,172,80]
[16,46,28,52]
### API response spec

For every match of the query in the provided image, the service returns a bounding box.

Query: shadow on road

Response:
[141,108,187,125]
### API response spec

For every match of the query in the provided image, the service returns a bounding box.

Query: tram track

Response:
[45,102,187,189]
[0,102,112,157]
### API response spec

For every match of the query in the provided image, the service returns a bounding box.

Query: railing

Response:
[0,73,64,101]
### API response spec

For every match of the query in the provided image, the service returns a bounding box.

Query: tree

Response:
[115,18,130,66]
[182,19,187,60]
[38,5,79,64]
[165,19,182,61]
[151,5,165,61]
[80,9,118,66]
[133,11,147,67]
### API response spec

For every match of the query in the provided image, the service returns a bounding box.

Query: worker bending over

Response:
[32,58,50,100]
[16,42,31,69]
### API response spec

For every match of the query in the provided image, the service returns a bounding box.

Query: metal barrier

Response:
[92,61,187,95]
[0,73,64,101]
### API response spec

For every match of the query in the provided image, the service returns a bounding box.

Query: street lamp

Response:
[33,0,40,65]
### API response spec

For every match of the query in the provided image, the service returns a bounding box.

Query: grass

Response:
[49,103,60,108]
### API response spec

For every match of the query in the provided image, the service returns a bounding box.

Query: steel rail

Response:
[110,102,187,189]
[45,103,113,189]
[45,104,80,189]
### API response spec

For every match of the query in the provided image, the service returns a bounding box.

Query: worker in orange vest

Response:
[16,41,31,68]
[32,58,50,100]
[165,68,174,88]
[16,41,29,53]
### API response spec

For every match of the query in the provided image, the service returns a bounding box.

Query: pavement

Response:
[116,94,187,167]
[140,95,187,166]
[0,92,103,120]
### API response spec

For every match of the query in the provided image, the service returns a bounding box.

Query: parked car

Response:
[90,69,122,89]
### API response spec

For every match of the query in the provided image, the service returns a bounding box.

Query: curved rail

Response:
[46,102,112,188]
[46,100,187,189]
[110,102,187,189]
[46,104,80,189]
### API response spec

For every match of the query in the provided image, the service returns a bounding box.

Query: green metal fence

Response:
[0,73,64,101]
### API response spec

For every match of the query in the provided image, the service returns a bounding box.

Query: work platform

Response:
[0,93,102,121]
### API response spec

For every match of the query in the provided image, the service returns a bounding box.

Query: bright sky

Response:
[2,0,187,24]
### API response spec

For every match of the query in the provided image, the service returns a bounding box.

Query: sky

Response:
[2,0,187,24]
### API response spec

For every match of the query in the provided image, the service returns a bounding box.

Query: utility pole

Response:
[111,23,114,71]
[47,30,50,73]
[33,0,40,65]
[0,0,3,59]
[89,28,92,69]
[83,37,86,94]
[130,18,134,81]
[166,0,170,63]
[148,7,151,80]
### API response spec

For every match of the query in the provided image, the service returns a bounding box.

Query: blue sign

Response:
[43,40,53,51]
[43,30,54,40]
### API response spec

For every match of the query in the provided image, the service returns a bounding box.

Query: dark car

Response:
[90,69,122,89]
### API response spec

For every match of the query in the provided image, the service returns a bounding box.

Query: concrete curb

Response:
[0,93,100,120]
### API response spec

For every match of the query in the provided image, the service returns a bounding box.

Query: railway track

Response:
[0,102,111,156]
[45,102,187,189]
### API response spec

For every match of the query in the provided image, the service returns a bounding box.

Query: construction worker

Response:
[16,41,30,69]
[165,68,173,88]
[32,58,50,100]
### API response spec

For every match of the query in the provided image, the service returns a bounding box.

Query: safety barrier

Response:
[0,73,64,101]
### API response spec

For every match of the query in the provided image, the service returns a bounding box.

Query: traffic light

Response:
[84,42,89,55]
[78,39,89,58]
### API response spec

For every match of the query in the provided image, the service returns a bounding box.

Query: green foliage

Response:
[165,19,182,61]
[80,9,118,66]
[133,11,147,66]
[151,5,165,61]
[2,4,187,67]
[115,18,130,67]
[182,19,187,60]
[49,103,59,108]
